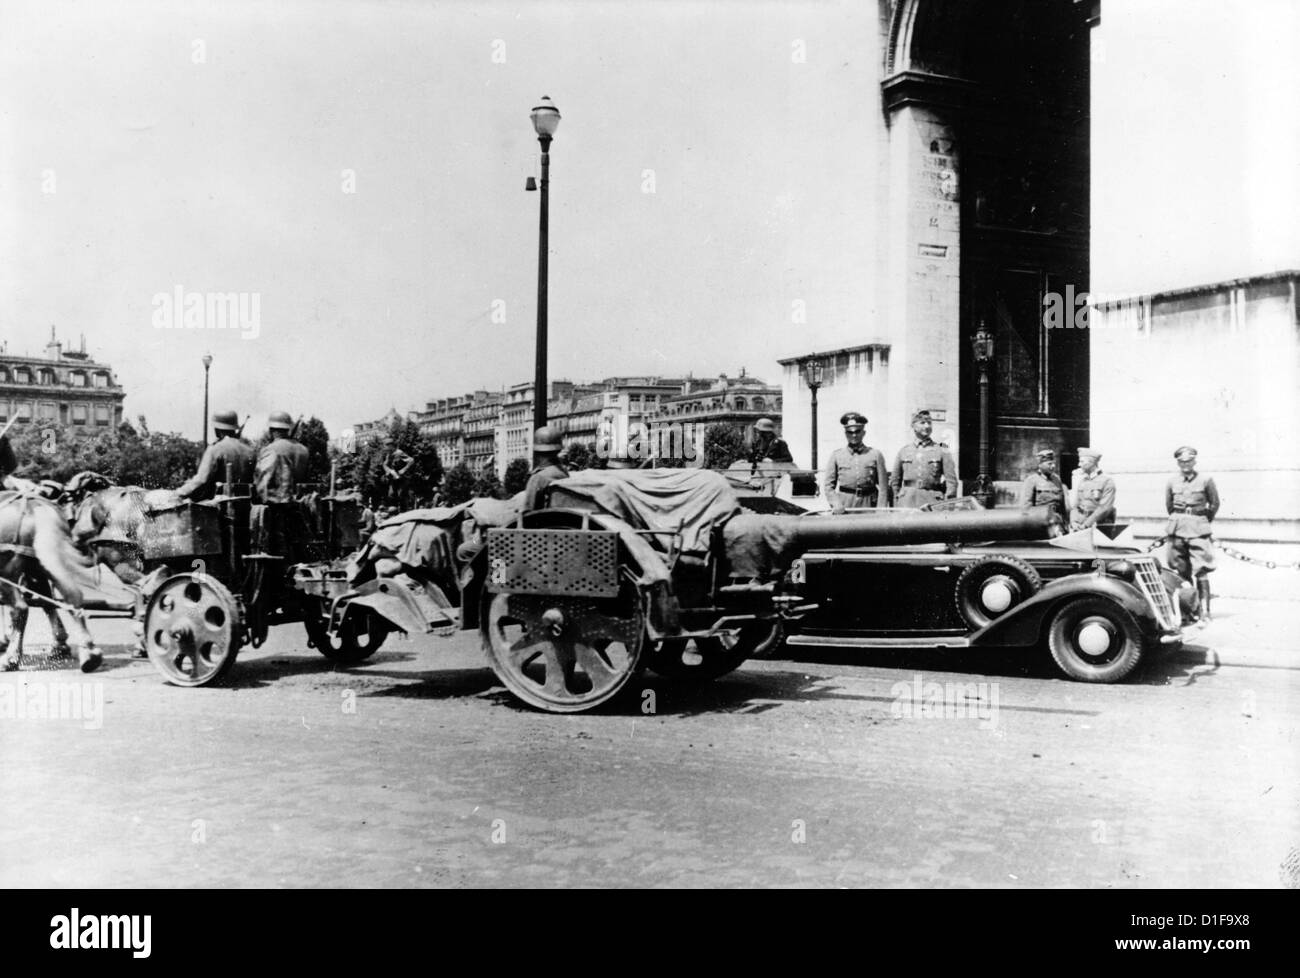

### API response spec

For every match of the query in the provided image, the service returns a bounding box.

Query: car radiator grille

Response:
[1133,557,1179,630]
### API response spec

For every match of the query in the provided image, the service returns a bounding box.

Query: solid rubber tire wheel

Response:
[305,611,389,664]
[1047,596,1144,683]
[646,621,781,681]
[481,591,644,713]
[144,573,241,687]
[954,554,1043,629]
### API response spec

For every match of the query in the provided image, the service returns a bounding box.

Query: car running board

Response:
[785,634,974,649]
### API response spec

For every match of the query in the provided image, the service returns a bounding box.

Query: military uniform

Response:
[1165,460,1219,581]
[891,438,957,508]
[824,444,888,509]
[0,435,16,484]
[1020,470,1068,523]
[1070,464,1116,529]
[255,437,309,503]
[749,436,794,466]
[523,462,569,511]
[177,435,255,501]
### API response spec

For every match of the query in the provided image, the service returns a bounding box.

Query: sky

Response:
[1,0,1296,440]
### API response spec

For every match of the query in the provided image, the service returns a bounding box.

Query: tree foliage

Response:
[473,468,504,500]
[6,420,204,489]
[332,418,442,504]
[703,423,747,470]
[442,463,476,506]
[503,457,531,495]
[562,441,595,471]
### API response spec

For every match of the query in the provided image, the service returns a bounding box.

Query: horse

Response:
[0,490,103,672]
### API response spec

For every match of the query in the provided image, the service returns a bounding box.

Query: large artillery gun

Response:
[465,469,1061,712]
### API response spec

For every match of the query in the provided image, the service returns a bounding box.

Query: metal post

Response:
[809,384,820,471]
[202,361,211,449]
[533,135,551,431]
[975,362,992,507]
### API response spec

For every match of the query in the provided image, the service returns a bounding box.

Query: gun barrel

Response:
[785,505,1061,551]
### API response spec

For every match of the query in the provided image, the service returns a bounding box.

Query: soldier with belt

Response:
[254,410,309,504]
[1069,446,1116,530]
[1019,448,1068,525]
[890,409,957,508]
[1165,446,1220,620]
[823,412,888,513]
[177,410,255,501]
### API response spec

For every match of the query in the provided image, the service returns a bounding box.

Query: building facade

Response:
[1091,270,1300,543]
[462,390,503,475]
[413,394,469,470]
[651,371,783,460]
[0,332,125,432]
[776,0,1094,488]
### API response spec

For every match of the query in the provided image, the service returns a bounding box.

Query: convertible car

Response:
[781,516,1186,683]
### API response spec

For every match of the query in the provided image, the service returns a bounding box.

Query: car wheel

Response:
[1047,596,1144,683]
[954,554,1043,629]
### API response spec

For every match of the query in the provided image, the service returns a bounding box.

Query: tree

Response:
[442,463,476,505]
[503,457,531,495]
[703,423,747,470]
[6,419,203,488]
[297,417,332,485]
[562,441,594,471]
[473,468,504,500]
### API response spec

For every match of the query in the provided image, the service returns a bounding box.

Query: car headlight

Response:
[1105,559,1136,582]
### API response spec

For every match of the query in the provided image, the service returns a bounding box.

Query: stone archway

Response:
[881,0,1096,488]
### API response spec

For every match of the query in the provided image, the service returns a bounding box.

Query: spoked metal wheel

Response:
[481,592,644,713]
[144,573,241,687]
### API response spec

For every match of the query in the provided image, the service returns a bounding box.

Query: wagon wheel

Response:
[304,609,389,664]
[481,592,644,713]
[144,573,241,687]
[646,620,782,682]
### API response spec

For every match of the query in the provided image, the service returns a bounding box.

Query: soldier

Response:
[357,503,377,545]
[384,447,415,509]
[0,426,36,492]
[176,410,255,501]
[254,411,309,504]
[823,412,888,513]
[1165,446,1220,621]
[1069,447,1116,530]
[1019,448,1068,525]
[523,426,569,511]
[749,418,794,466]
[890,409,957,508]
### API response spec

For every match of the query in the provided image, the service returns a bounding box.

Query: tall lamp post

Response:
[803,356,825,470]
[970,320,995,508]
[201,352,213,449]
[526,96,561,431]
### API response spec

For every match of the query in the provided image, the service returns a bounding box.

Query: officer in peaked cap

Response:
[1069,446,1116,531]
[823,412,888,513]
[254,410,309,504]
[1165,445,1220,620]
[1019,447,1068,524]
[890,409,957,508]
[523,425,570,510]
[177,409,255,501]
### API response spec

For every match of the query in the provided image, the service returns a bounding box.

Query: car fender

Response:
[970,574,1157,647]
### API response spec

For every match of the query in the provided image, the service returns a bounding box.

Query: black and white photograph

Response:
[1,0,1296,911]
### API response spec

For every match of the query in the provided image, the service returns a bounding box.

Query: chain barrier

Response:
[1219,543,1300,571]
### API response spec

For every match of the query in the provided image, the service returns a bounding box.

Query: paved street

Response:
[2,599,1297,889]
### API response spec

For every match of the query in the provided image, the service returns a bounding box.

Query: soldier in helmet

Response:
[890,409,957,508]
[1019,448,1068,525]
[823,412,888,513]
[254,410,309,504]
[523,426,569,511]
[177,410,255,501]
[749,417,793,466]
[1165,446,1220,621]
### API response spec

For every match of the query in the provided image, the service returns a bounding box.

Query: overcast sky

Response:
[2,0,1296,440]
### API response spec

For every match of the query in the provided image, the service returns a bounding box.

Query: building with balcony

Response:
[0,331,125,432]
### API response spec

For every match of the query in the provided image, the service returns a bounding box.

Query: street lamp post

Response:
[527,96,561,431]
[970,320,996,508]
[201,352,213,449]
[803,357,825,470]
